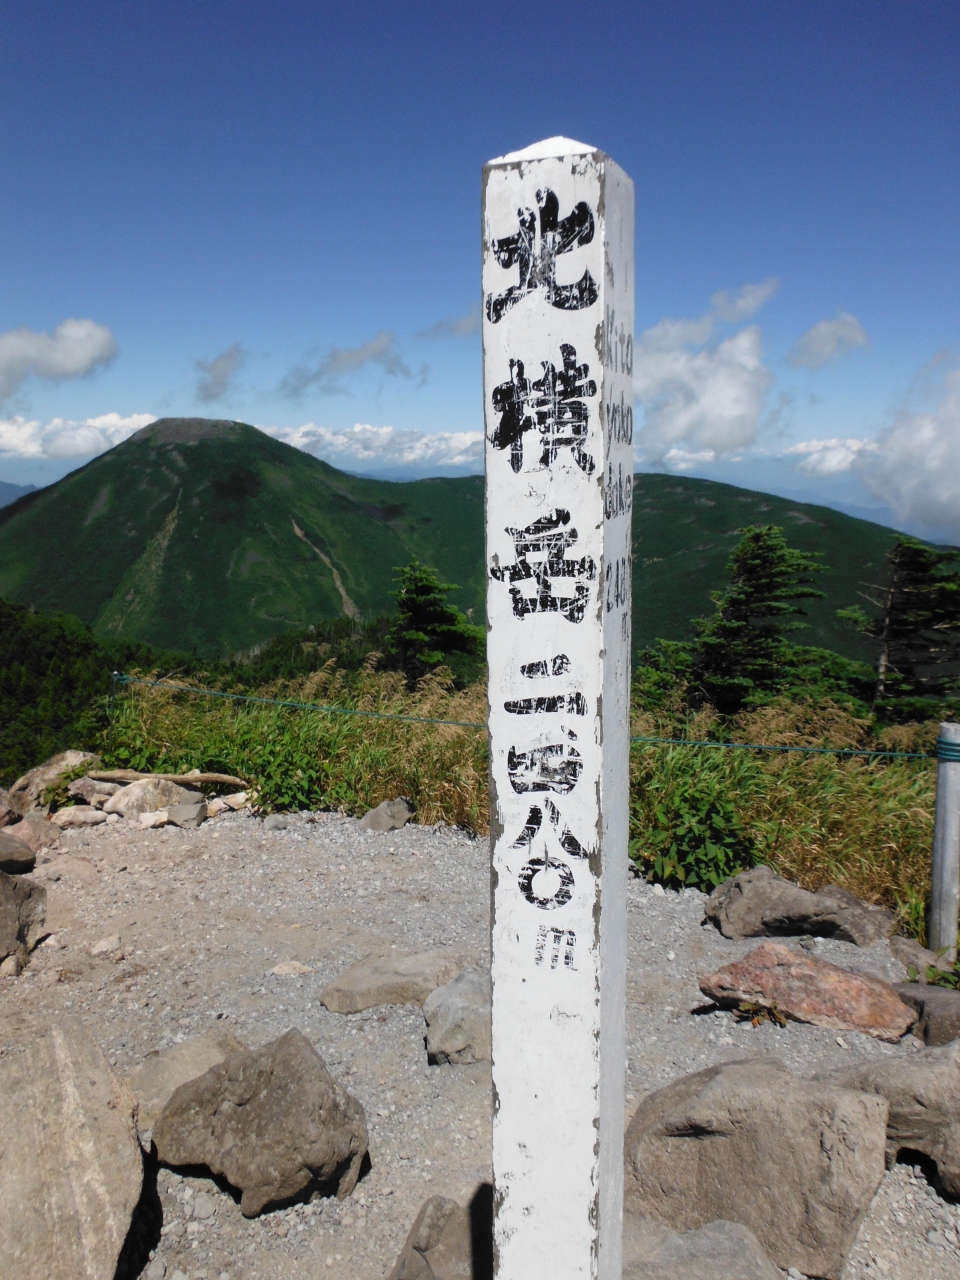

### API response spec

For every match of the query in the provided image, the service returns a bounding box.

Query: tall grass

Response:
[105,671,938,939]
[104,660,488,831]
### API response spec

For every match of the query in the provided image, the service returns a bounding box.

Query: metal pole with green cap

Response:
[930,721,960,962]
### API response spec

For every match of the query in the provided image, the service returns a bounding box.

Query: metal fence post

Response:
[930,720,960,961]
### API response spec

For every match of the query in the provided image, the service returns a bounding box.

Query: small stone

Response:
[262,814,288,832]
[424,967,491,1064]
[104,778,203,818]
[193,1191,216,1220]
[91,934,122,957]
[51,805,107,829]
[0,829,37,873]
[358,796,414,833]
[270,960,313,975]
[144,1259,167,1280]
[0,953,20,977]
[320,950,467,1013]
[166,802,207,829]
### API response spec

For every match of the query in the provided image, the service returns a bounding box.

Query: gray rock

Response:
[124,1028,248,1138]
[103,778,203,818]
[321,950,466,1013]
[623,1056,888,1278]
[4,812,58,855]
[894,982,960,1046]
[424,967,491,1064]
[0,869,46,961]
[624,1217,782,1280]
[165,801,207,829]
[0,1020,142,1279]
[0,828,36,874]
[144,1259,167,1280]
[359,796,414,833]
[67,775,121,806]
[7,749,101,815]
[819,1040,960,1194]
[152,1028,368,1216]
[704,865,894,946]
[889,934,953,976]
[262,813,288,832]
[388,1194,474,1279]
[0,953,20,976]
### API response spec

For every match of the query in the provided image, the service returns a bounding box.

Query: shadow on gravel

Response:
[469,1182,494,1280]
[114,1151,162,1280]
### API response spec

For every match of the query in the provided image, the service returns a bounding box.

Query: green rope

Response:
[935,737,960,763]
[111,673,935,760]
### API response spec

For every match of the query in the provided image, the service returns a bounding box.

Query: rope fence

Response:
[111,673,939,761]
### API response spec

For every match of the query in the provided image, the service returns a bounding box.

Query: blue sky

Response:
[2,2,959,538]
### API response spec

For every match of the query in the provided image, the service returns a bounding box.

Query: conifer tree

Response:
[838,535,960,704]
[692,525,825,712]
[384,560,484,685]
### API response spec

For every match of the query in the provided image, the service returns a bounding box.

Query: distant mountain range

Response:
[0,418,899,662]
[0,481,35,510]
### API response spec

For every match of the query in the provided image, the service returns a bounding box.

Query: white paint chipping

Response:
[493,136,597,163]
[483,143,634,1279]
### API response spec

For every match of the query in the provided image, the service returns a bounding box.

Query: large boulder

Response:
[0,1020,142,1279]
[103,778,203,818]
[124,1028,248,1139]
[0,869,46,961]
[624,1215,782,1280]
[424,967,491,1064]
[152,1028,368,1216]
[704,865,894,946]
[0,828,37,874]
[7,750,101,815]
[623,1057,888,1279]
[894,982,960,1046]
[320,950,466,1013]
[388,1195,474,1279]
[359,796,414,833]
[819,1040,960,1194]
[5,813,59,855]
[699,940,917,1041]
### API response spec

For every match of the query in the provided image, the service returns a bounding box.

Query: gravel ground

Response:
[1,808,958,1280]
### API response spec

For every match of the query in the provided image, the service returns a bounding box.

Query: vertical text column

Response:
[483,139,634,1280]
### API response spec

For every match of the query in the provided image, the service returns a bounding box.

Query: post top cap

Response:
[489,136,598,164]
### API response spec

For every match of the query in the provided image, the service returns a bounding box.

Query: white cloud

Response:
[417,305,481,339]
[196,343,245,403]
[786,312,868,370]
[709,278,780,322]
[634,314,774,462]
[662,447,716,471]
[0,412,156,458]
[785,437,878,475]
[263,422,483,473]
[0,318,117,406]
[858,360,960,540]
[280,330,425,398]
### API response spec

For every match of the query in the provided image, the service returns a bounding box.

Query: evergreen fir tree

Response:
[384,560,484,685]
[838,535,960,705]
[692,525,826,713]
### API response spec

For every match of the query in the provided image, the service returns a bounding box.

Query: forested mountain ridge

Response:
[0,417,901,660]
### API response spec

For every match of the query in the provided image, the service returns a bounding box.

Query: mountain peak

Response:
[131,417,251,445]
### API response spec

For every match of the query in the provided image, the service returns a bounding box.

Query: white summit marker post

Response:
[482,138,634,1280]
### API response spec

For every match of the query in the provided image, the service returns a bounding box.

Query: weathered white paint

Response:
[482,139,634,1280]
[931,721,960,962]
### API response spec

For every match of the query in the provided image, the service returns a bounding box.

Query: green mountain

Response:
[0,418,900,662]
